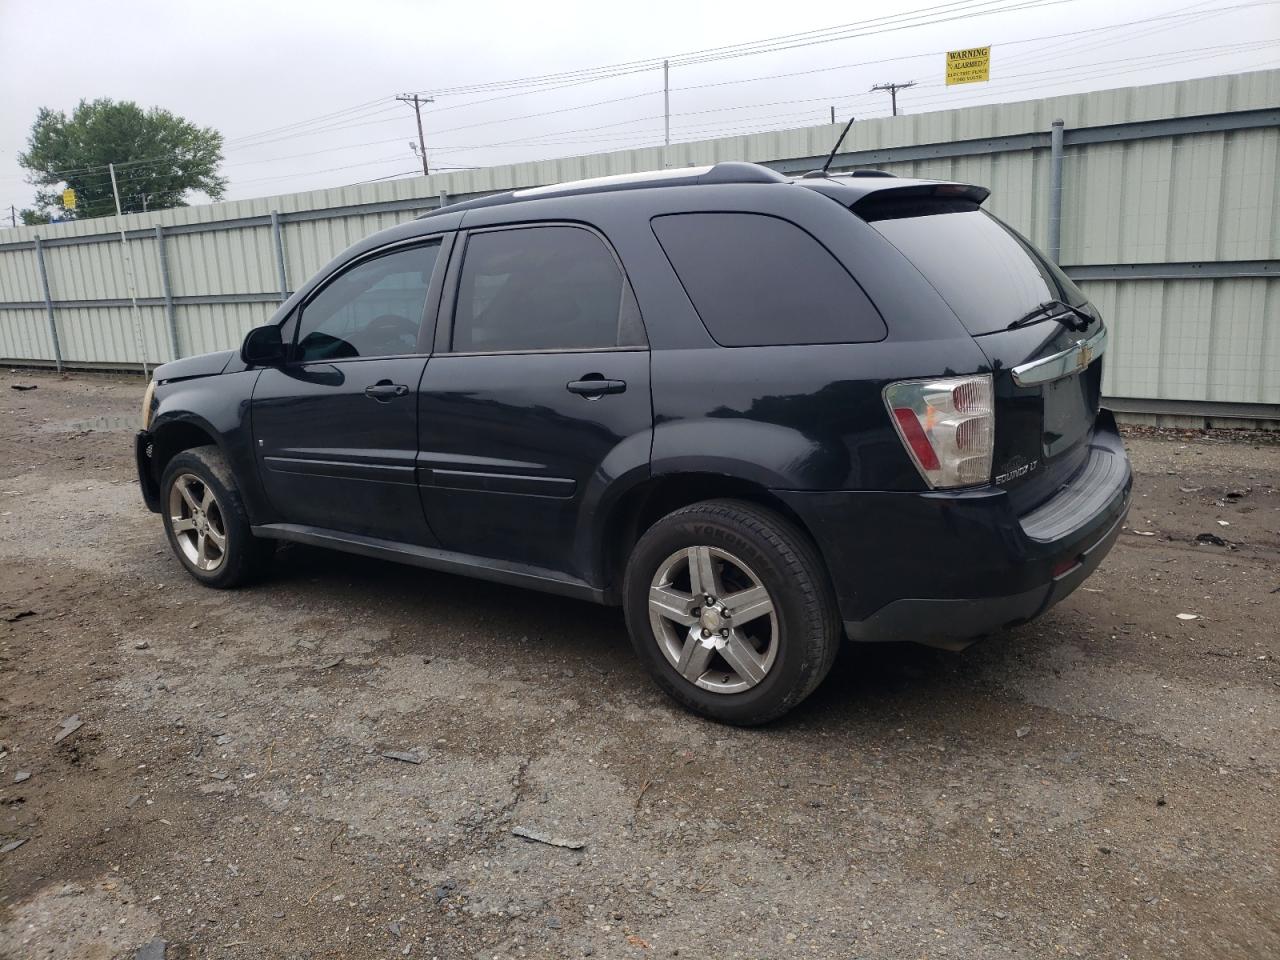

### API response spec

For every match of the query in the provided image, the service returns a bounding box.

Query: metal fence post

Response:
[270,210,289,302]
[1048,118,1065,264]
[154,224,180,359]
[33,236,63,373]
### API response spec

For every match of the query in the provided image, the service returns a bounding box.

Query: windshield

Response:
[864,202,1088,336]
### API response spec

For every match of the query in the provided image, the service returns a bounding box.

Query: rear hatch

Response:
[856,188,1104,513]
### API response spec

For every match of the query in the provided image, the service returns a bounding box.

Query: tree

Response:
[18,98,227,220]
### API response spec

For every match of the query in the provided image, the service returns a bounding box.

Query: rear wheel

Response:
[623,499,840,725]
[160,446,273,588]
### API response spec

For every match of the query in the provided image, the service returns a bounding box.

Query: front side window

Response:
[451,226,642,353]
[294,243,439,362]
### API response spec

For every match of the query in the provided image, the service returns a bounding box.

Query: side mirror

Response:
[241,324,285,366]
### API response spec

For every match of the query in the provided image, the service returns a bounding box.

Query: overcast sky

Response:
[1,0,1276,212]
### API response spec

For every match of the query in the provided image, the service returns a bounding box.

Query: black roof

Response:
[418,161,988,219]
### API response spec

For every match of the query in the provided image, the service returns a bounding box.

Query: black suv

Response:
[136,161,1130,724]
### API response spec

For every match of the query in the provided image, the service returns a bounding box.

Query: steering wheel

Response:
[363,313,418,350]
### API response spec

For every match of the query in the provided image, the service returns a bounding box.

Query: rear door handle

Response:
[567,376,626,398]
[364,381,409,402]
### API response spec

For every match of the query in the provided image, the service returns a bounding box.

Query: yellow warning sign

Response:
[61,187,77,210]
[946,46,990,85]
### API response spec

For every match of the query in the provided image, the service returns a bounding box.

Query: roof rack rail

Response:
[700,161,787,184]
[416,161,787,219]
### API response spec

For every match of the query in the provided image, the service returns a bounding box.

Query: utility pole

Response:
[109,162,149,378]
[396,94,435,176]
[830,106,836,125]
[8,205,15,228]
[870,80,917,117]
[663,60,670,147]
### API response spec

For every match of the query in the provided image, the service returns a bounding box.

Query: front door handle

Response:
[364,380,409,402]
[567,375,626,399]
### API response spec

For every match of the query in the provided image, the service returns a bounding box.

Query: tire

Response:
[623,499,840,725]
[159,445,273,589]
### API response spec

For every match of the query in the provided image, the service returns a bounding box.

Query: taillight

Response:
[883,374,994,488]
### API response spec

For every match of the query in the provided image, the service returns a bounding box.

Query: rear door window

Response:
[450,225,645,353]
[862,203,1087,336]
[651,212,885,346]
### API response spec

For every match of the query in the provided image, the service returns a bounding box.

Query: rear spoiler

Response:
[850,181,990,216]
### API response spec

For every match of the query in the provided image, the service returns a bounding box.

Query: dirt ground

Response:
[0,368,1276,960]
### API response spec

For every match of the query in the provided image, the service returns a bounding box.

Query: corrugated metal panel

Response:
[176,301,276,357]
[0,248,43,302]
[42,235,163,300]
[167,225,277,296]
[1080,276,1280,405]
[54,304,168,364]
[0,308,52,359]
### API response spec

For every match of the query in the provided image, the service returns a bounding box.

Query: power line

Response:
[217,0,1075,152]
[5,1,1274,208]
[212,0,1280,154]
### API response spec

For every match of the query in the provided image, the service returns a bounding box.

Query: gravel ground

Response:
[0,368,1277,960]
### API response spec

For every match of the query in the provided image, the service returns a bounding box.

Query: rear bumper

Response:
[136,430,161,513]
[775,414,1131,647]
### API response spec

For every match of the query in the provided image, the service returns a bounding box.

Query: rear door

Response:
[416,223,651,580]
[251,236,449,545]
[861,198,1105,511]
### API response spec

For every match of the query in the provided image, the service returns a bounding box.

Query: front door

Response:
[252,238,447,545]
[417,224,652,580]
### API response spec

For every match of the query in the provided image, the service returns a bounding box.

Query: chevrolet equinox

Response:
[136,161,1131,724]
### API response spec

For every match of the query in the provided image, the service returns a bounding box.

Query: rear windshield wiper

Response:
[1007,299,1092,331]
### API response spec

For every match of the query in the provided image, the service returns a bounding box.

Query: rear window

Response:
[863,202,1087,336]
[652,212,885,347]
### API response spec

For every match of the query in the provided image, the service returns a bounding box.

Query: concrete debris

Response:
[381,751,422,764]
[14,770,31,783]
[53,715,83,743]
[512,826,585,850]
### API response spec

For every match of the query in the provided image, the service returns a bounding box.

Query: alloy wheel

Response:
[648,545,779,694]
[167,473,228,572]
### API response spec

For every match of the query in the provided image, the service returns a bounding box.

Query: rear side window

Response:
[863,204,1088,336]
[451,225,645,353]
[651,212,885,346]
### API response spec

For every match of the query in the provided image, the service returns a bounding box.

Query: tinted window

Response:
[651,213,885,346]
[294,244,438,362]
[865,206,1088,336]
[452,226,640,352]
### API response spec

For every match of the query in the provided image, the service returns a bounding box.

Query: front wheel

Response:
[623,499,840,725]
[160,445,273,588]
